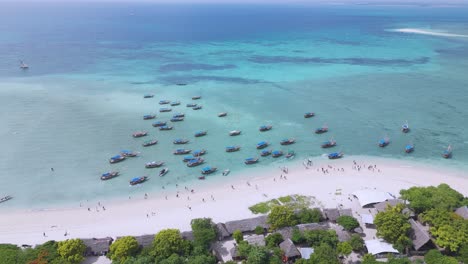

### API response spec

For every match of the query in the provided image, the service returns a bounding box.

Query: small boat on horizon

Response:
[20,60,29,69]
[187,103,197,107]
[187,158,204,167]
[170,117,184,122]
[272,150,284,158]
[132,131,148,138]
[222,169,230,176]
[130,176,147,185]
[152,121,167,127]
[174,149,191,155]
[229,130,241,136]
[0,195,13,203]
[195,131,207,137]
[109,155,126,164]
[170,101,181,106]
[280,138,296,145]
[315,124,329,134]
[143,115,156,120]
[256,141,269,149]
[142,140,158,147]
[442,145,452,159]
[218,112,227,117]
[378,137,390,148]
[193,149,206,157]
[101,171,119,180]
[304,112,315,118]
[193,105,203,110]
[259,125,272,132]
[146,161,164,168]
[286,151,295,159]
[143,94,154,98]
[159,107,172,112]
[402,121,410,133]
[120,150,139,157]
[328,152,343,159]
[173,138,189,144]
[245,157,259,165]
[159,100,170,105]
[260,149,272,157]
[159,168,169,177]
[226,146,241,152]
[321,138,337,148]
[192,96,202,100]
[201,166,217,175]
[405,144,414,153]
[159,125,173,131]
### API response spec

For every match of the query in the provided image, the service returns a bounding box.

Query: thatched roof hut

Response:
[455,206,468,219]
[245,234,265,247]
[224,215,269,234]
[374,199,404,212]
[275,227,293,241]
[216,223,230,240]
[323,208,340,222]
[339,208,353,217]
[279,239,301,259]
[296,222,329,232]
[133,234,154,248]
[409,219,431,251]
[81,237,113,256]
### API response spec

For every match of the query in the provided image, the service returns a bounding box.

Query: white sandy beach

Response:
[0,156,467,246]
[390,28,468,38]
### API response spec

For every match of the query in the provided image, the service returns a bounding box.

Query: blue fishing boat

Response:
[187,158,204,167]
[218,112,227,117]
[109,155,125,164]
[402,121,410,133]
[378,137,390,147]
[152,121,167,127]
[159,107,172,112]
[142,140,158,147]
[132,131,147,138]
[229,130,241,136]
[143,115,156,120]
[195,131,207,137]
[183,155,195,162]
[143,94,154,98]
[173,113,185,118]
[159,168,169,177]
[315,124,328,134]
[321,138,337,148]
[159,100,170,105]
[193,105,203,110]
[120,150,139,157]
[442,145,452,159]
[260,149,272,157]
[101,171,119,180]
[170,101,181,106]
[187,103,197,107]
[173,138,189,144]
[193,149,206,157]
[130,176,147,185]
[280,138,295,145]
[286,151,295,159]
[201,166,217,175]
[170,117,184,122]
[272,150,284,158]
[174,149,191,155]
[256,141,269,149]
[145,161,164,168]
[159,125,173,131]
[226,146,241,152]
[259,125,272,132]
[405,144,414,153]
[192,96,202,100]
[245,157,259,165]
[328,152,343,159]
[304,112,315,118]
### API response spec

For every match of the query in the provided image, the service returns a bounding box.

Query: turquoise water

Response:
[1,3,468,208]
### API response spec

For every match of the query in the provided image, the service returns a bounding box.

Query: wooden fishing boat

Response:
[173,138,189,144]
[193,149,206,157]
[245,157,259,165]
[195,131,207,137]
[442,145,452,159]
[272,150,284,158]
[159,125,173,131]
[159,168,169,177]
[142,140,158,147]
[187,158,204,167]
[229,130,241,136]
[0,195,13,203]
[280,138,295,145]
[145,161,164,168]
[132,131,148,138]
[130,176,147,185]
[321,139,337,148]
[218,112,228,117]
[259,125,272,132]
[109,155,125,164]
[256,141,269,149]
[328,152,343,159]
[101,171,119,180]
[402,121,410,133]
[226,146,241,152]
[143,115,156,120]
[260,149,272,157]
[405,144,414,153]
[201,166,217,175]
[152,121,167,127]
[304,112,315,118]
[315,125,328,134]
[174,149,191,155]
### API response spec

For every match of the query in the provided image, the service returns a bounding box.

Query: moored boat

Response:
[159,168,169,177]
[405,144,414,153]
[194,131,207,137]
[193,105,203,110]
[170,101,181,106]
[159,107,172,112]
[143,115,156,120]
[256,141,269,149]
[159,125,173,131]
[143,94,154,98]
[174,149,191,155]
[321,138,337,148]
[101,171,119,180]
[402,121,410,133]
[109,155,126,164]
[0,195,13,203]
[183,155,195,162]
[193,149,206,157]
[173,113,185,118]
[142,140,158,147]
[201,166,217,175]
[170,117,184,122]
[226,146,241,152]
[259,125,272,132]
[187,103,197,107]
[132,131,148,138]
[280,138,295,145]
[286,151,295,159]
[378,137,390,148]
[120,150,139,157]
[146,161,164,168]
[304,112,315,118]
[222,169,230,176]
[192,96,201,100]
[187,158,204,167]
[328,152,343,159]
[260,149,272,157]
[245,157,259,165]
[159,100,170,105]
[130,176,147,185]
[218,112,227,117]
[272,150,284,158]
[442,145,452,159]
[315,125,328,134]
[152,121,167,127]
[173,138,189,144]
[229,130,241,136]
[20,60,29,69]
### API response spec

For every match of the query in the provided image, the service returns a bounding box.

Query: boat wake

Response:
[388,28,468,38]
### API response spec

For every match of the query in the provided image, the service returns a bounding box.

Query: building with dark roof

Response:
[81,237,113,256]
[409,219,432,251]
[224,215,270,234]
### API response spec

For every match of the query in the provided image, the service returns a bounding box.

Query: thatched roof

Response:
[330,224,351,242]
[409,219,431,250]
[216,223,230,239]
[339,209,353,217]
[133,234,154,248]
[374,199,404,212]
[455,206,468,219]
[275,227,293,241]
[212,240,235,262]
[245,234,265,247]
[81,237,113,256]
[181,231,194,241]
[279,239,301,258]
[323,208,340,221]
[224,215,269,234]
[296,222,329,232]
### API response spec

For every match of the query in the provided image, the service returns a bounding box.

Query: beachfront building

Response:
[364,239,399,257]
[279,238,301,262]
[244,234,266,246]
[408,219,433,252]
[360,213,375,228]
[223,215,270,237]
[352,190,395,208]
[81,237,113,256]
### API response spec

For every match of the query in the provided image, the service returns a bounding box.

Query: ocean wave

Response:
[389,28,468,38]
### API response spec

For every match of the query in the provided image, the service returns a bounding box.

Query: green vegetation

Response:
[308,243,339,264]
[265,233,283,248]
[249,194,311,214]
[233,229,243,243]
[267,205,298,230]
[336,241,352,256]
[349,234,365,251]
[151,229,191,260]
[108,236,140,263]
[57,239,86,264]
[374,204,412,252]
[248,199,280,214]
[254,226,264,235]
[190,218,217,250]
[296,208,322,224]
[424,249,459,264]
[400,184,465,214]
[336,215,360,231]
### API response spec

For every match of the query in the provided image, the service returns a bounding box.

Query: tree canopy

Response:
[108,236,140,263]
[57,239,86,264]
[336,215,360,231]
[190,218,217,250]
[308,243,339,264]
[151,229,191,260]
[374,204,411,251]
[267,205,297,230]
[400,184,465,214]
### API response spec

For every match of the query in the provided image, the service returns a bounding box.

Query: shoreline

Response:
[1,156,467,246]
